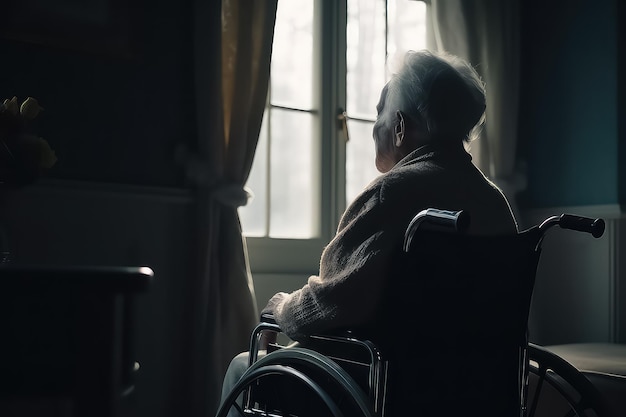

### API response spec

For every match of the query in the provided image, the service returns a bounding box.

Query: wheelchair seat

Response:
[216,209,607,417]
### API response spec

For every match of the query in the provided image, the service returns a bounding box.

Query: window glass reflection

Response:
[346,0,427,207]
[271,0,314,109]
[346,119,381,203]
[239,113,268,237]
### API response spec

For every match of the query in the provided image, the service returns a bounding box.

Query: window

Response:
[239,0,429,273]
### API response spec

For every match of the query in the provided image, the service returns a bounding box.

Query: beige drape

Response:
[430,0,524,217]
[189,1,277,416]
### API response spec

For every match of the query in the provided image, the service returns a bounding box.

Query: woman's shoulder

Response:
[377,158,446,202]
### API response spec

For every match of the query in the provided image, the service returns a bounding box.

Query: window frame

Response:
[245,0,347,275]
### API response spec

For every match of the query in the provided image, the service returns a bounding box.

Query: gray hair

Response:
[388,50,486,142]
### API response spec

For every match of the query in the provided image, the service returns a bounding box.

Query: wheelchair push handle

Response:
[423,209,469,229]
[403,209,470,252]
[559,214,605,238]
[539,214,605,238]
[410,208,470,231]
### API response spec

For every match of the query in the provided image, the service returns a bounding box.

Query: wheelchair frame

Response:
[216,209,608,417]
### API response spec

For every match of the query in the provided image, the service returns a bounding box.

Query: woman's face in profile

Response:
[373,83,399,173]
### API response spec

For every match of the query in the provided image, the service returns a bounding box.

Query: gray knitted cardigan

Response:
[262,142,517,341]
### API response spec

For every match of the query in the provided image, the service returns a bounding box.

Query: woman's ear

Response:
[394,110,406,147]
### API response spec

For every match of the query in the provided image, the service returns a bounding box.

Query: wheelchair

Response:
[216,209,609,417]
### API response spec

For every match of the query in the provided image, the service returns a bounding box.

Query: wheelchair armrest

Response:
[258,314,360,341]
[257,313,368,347]
[252,315,367,361]
[250,315,284,365]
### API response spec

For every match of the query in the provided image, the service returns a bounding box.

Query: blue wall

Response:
[519,0,619,208]
[617,1,626,204]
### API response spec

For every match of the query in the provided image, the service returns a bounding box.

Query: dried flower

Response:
[0,96,56,186]
[19,97,43,120]
[2,97,18,115]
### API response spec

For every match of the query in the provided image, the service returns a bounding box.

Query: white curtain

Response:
[430,0,524,218]
[187,1,277,416]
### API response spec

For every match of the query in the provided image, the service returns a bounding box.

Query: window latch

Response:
[337,109,350,142]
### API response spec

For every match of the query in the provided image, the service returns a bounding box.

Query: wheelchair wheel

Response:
[527,343,611,417]
[215,348,374,417]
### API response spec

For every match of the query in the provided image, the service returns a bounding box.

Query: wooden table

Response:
[0,265,153,417]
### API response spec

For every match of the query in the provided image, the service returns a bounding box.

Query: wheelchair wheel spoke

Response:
[222,363,346,417]
[232,401,245,416]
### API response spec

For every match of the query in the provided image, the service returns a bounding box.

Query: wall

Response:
[617,1,626,204]
[518,0,625,345]
[518,0,618,209]
[0,0,195,186]
[523,205,624,345]
[1,1,200,416]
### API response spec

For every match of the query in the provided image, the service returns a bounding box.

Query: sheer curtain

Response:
[189,0,277,415]
[430,0,524,218]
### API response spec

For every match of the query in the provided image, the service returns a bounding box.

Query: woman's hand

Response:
[259,292,288,351]
[261,292,288,317]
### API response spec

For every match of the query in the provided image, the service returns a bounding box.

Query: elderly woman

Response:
[220,49,517,410]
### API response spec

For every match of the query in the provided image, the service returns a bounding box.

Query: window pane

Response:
[387,0,428,73]
[269,109,316,238]
[345,0,428,207]
[239,113,269,237]
[346,120,381,203]
[271,0,314,110]
[346,0,387,119]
